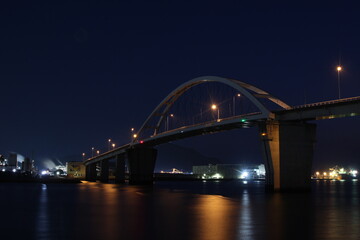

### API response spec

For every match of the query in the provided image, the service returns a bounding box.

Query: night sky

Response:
[1,1,360,170]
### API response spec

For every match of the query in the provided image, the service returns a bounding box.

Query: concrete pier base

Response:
[260,121,316,192]
[126,147,157,185]
[115,154,126,183]
[86,163,97,182]
[100,159,109,183]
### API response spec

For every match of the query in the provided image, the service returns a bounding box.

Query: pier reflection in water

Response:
[0,180,359,240]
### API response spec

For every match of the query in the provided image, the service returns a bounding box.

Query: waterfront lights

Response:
[350,170,358,177]
[211,173,223,179]
[239,171,249,179]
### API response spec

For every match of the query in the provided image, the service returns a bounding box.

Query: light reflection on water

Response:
[0,180,359,240]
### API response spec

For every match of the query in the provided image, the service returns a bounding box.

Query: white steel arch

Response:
[134,76,290,141]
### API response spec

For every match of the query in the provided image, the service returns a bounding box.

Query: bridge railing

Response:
[291,96,360,110]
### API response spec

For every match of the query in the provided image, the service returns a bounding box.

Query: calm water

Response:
[0,180,359,240]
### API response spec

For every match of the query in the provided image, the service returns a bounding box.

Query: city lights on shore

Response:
[313,166,358,180]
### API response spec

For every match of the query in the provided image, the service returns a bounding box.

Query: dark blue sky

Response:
[1,1,360,170]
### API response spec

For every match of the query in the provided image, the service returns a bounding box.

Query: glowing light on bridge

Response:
[337,65,342,99]
[108,139,112,150]
[133,134,137,138]
[211,104,220,121]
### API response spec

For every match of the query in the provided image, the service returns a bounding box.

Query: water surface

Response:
[0,180,359,240]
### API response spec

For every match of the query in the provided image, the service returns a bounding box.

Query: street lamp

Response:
[96,150,100,155]
[131,128,135,141]
[108,139,111,151]
[211,104,219,121]
[233,93,241,116]
[166,113,174,131]
[91,147,94,157]
[112,143,115,149]
[82,153,85,161]
[337,66,342,99]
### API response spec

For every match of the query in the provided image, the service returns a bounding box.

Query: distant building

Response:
[66,162,86,178]
[22,157,33,172]
[8,153,18,167]
[192,164,265,179]
[0,155,6,166]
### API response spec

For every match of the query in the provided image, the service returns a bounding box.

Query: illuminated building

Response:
[66,162,86,178]
[192,164,265,179]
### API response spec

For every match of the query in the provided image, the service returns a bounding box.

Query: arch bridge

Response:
[84,76,360,192]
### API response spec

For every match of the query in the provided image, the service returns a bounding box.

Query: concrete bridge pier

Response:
[126,147,157,184]
[115,154,126,183]
[100,159,109,183]
[86,163,97,182]
[259,121,316,192]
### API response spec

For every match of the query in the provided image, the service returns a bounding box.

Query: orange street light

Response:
[336,65,342,99]
[211,104,219,121]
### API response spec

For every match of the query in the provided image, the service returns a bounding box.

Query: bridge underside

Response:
[260,121,316,191]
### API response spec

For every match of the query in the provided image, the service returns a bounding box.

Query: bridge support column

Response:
[115,154,126,183]
[259,121,316,192]
[86,163,97,182]
[126,147,157,185]
[100,159,109,183]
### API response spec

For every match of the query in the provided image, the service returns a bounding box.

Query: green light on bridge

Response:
[241,119,246,122]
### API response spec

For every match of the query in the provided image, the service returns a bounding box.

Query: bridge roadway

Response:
[85,96,360,166]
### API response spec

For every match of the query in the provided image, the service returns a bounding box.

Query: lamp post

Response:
[112,143,115,149]
[82,153,85,161]
[96,150,100,155]
[131,128,135,141]
[166,113,174,131]
[211,104,219,121]
[108,139,111,151]
[91,147,94,157]
[337,66,342,99]
[233,93,241,116]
